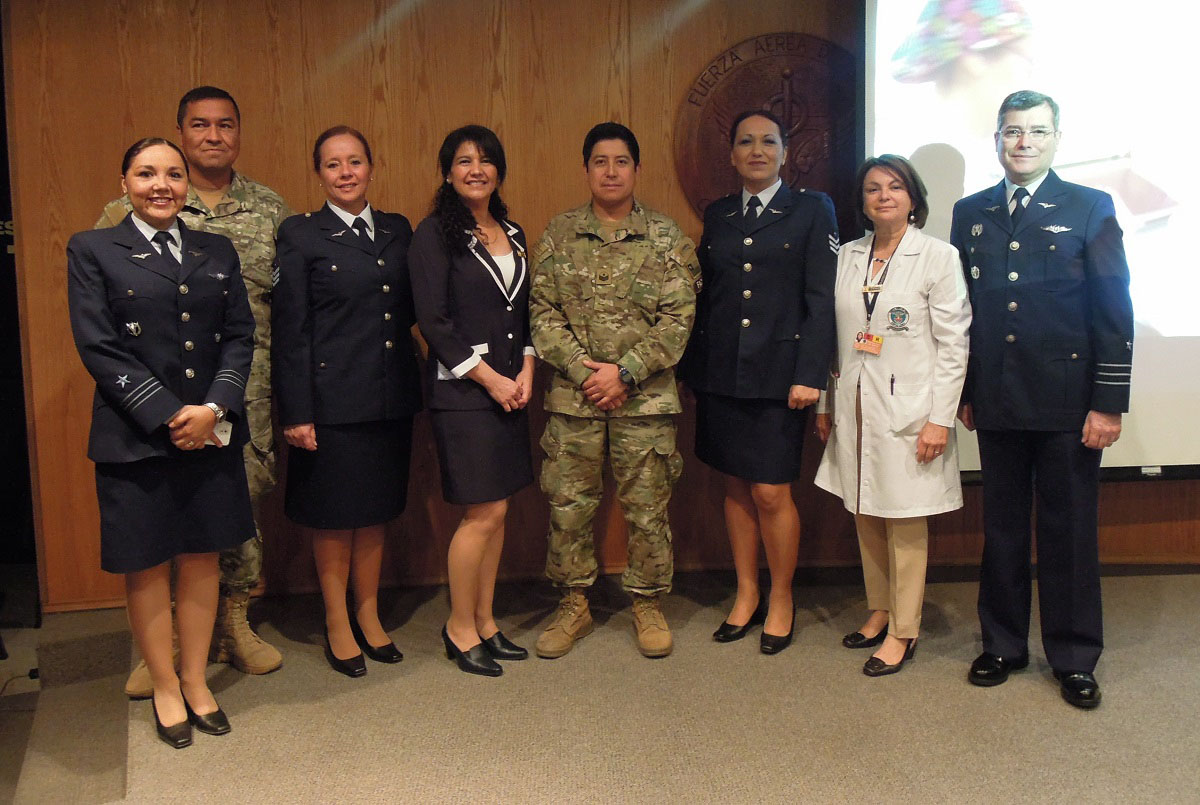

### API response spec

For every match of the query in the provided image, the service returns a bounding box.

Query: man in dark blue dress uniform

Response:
[952,90,1134,709]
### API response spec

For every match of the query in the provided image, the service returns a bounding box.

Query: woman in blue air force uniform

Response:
[68,138,254,747]
[271,126,421,677]
[680,109,837,654]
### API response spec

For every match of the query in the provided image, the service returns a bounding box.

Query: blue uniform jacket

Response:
[67,215,254,463]
[680,185,838,398]
[271,206,422,427]
[950,170,1133,431]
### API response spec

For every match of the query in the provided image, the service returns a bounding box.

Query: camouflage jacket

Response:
[96,172,292,400]
[530,201,699,417]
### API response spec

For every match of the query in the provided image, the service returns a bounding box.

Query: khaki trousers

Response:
[853,514,928,638]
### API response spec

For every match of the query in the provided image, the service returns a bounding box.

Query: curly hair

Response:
[432,125,509,256]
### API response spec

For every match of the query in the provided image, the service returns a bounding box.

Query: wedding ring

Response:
[187,440,195,448]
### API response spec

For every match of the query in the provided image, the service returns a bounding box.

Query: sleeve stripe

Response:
[126,384,163,412]
[121,377,157,405]
[1095,380,1131,386]
[1096,371,1131,377]
[1096,363,1132,368]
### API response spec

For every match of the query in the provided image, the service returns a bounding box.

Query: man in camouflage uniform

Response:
[530,122,698,659]
[97,86,291,696]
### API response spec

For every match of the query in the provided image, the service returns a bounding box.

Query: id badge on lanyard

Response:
[856,239,893,356]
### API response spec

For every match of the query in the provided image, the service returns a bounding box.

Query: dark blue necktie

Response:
[152,230,180,273]
[1010,187,1029,227]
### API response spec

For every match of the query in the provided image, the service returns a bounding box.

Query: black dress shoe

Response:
[1054,670,1101,709]
[324,629,366,678]
[842,624,888,649]
[713,605,766,643]
[350,617,404,663]
[442,626,502,677]
[481,631,529,660]
[967,651,1029,687]
[153,698,193,749]
[759,608,795,655]
[863,637,918,677]
[184,698,231,735]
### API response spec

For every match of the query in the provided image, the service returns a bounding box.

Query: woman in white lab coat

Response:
[815,154,971,676]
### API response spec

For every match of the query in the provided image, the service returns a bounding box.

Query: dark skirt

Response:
[95,447,255,574]
[430,408,533,504]
[284,418,413,529]
[695,392,807,484]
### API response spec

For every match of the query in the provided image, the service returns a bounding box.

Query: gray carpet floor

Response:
[96,572,1199,804]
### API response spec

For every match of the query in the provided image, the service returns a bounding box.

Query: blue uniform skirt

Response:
[95,446,254,574]
[284,418,413,529]
[694,392,807,484]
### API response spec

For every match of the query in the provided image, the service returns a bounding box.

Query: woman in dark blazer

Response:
[681,110,837,654]
[67,138,254,748]
[409,125,535,677]
[272,126,421,677]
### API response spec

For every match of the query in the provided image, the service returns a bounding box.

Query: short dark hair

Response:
[121,137,189,176]
[582,122,640,166]
[728,109,788,148]
[996,90,1060,131]
[176,86,241,128]
[312,125,373,172]
[854,154,929,230]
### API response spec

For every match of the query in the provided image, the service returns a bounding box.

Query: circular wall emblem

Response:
[674,33,857,227]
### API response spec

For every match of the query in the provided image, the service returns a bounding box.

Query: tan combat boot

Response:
[535,588,594,658]
[210,590,283,674]
[632,594,673,658]
[124,620,179,699]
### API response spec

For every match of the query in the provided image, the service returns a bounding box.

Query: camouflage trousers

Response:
[218,349,276,595]
[540,413,683,595]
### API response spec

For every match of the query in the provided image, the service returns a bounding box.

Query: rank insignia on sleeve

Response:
[971,224,983,237]
[116,374,130,388]
[828,233,839,254]
[125,322,141,336]
[694,277,703,294]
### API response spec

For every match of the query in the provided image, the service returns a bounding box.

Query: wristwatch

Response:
[617,365,635,387]
[203,402,227,422]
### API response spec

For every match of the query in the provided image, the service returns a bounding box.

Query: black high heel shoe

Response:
[324,628,366,678]
[153,696,193,749]
[481,631,529,660]
[713,602,767,643]
[184,697,231,736]
[863,637,918,677]
[760,607,796,655]
[442,626,502,677]
[350,617,404,664]
[842,624,888,649]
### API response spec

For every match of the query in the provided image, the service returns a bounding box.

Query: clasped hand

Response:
[581,360,628,411]
[168,405,220,450]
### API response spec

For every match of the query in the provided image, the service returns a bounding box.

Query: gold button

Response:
[743,263,752,272]
[179,284,189,294]
[1007,302,1018,311]
[127,289,135,297]
[1049,245,1056,251]
[181,312,190,322]
[506,305,513,312]
[743,290,752,299]
[794,334,801,340]
[743,237,753,246]
[970,246,975,254]
[185,368,195,379]
[1071,353,1079,360]
[599,272,609,281]
[384,312,392,321]
[1005,334,1016,343]
[1009,241,1020,251]
[507,333,514,339]
[783,243,791,249]
[214,333,222,342]
[1008,272,1019,281]
[184,340,194,351]
[331,264,338,272]
[319,362,327,369]
[741,318,750,328]
[382,284,391,293]
[377,259,385,266]
[385,340,394,349]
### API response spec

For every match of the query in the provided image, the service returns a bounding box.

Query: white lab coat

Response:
[814,226,971,517]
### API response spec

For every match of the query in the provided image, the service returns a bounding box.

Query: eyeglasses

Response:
[999,127,1057,142]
